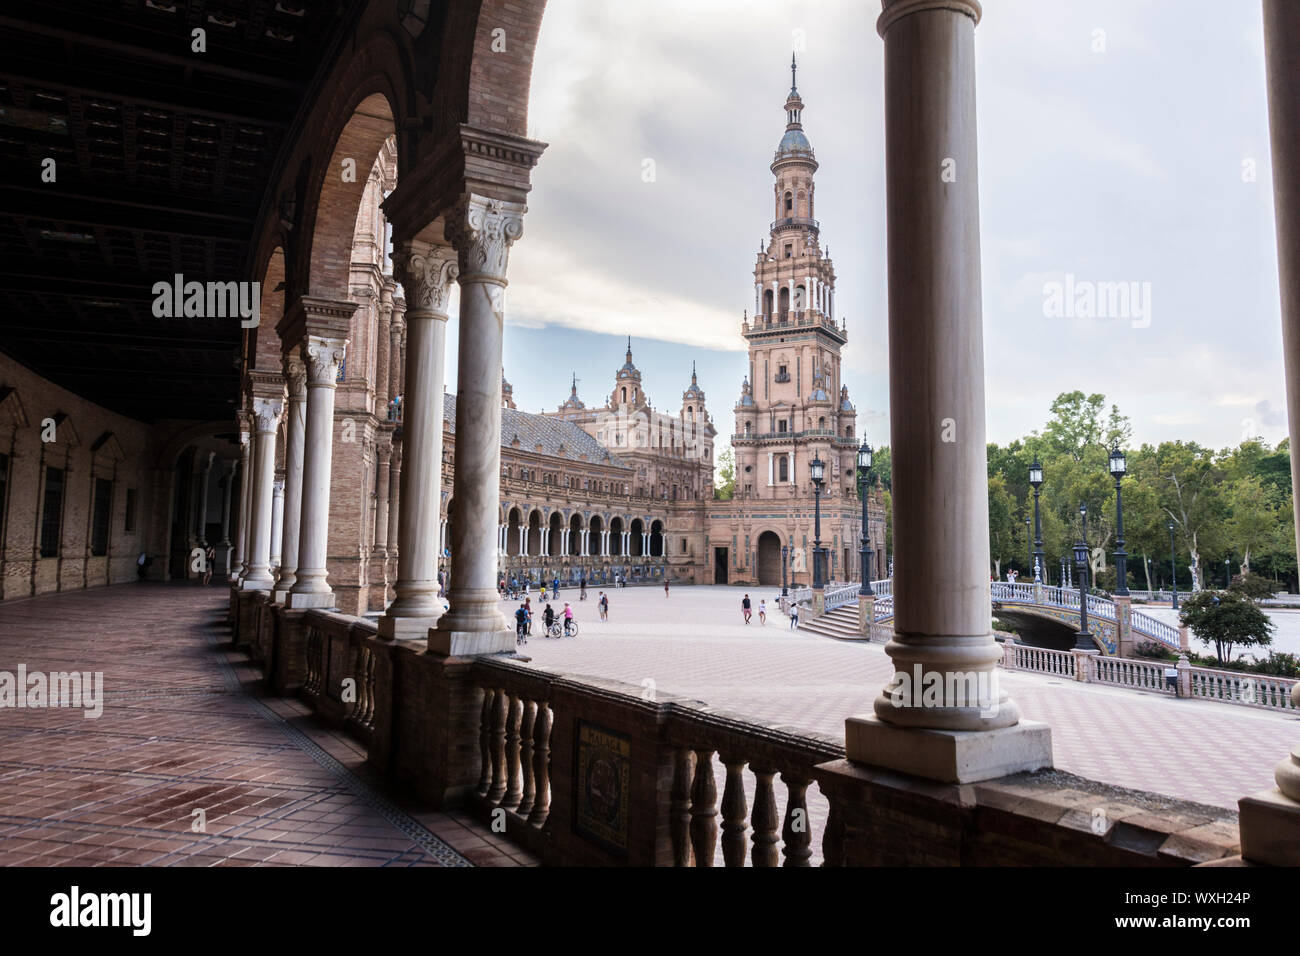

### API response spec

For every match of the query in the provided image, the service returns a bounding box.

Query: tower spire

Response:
[626,336,633,364]
[791,52,798,94]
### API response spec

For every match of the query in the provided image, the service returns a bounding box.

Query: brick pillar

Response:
[1113,594,1134,658]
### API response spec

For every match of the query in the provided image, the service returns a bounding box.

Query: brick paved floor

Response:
[520,585,1300,812]
[0,583,536,867]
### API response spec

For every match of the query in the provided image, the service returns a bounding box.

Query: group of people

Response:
[514,598,576,645]
[500,575,579,602]
[739,594,772,626]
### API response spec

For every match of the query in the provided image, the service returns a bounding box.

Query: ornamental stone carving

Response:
[284,352,308,400]
[445,194,526,282]
[304,335,348,385]
[251,397,284,433]
[392,240,459,315]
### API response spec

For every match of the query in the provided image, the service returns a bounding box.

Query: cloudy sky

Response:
[446,0,1286,453]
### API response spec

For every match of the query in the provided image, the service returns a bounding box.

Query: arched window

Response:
[621,387,627,403]
[818,416,826,431]
[744,422,751,436]
[784,192,793,213]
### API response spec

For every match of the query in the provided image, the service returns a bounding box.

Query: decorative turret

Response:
[611,336,645,408]
[560,373,585,412]
[501,371,516,410]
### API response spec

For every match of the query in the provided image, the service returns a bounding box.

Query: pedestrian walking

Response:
[523,597,533,636]
[202,544,215,586]
[552,577,560,599]
[758,598,767,625]
[563,601,574,635]
[742,593,752,624]
[579,576,587,600]
[543,603,555,635]
[598,591,609,622]
[664,578,670,598]
[789,602,799,629]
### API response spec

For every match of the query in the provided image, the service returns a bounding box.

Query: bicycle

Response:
[546,620,579,638]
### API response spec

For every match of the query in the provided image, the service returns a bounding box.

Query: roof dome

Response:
[776,128,812,157]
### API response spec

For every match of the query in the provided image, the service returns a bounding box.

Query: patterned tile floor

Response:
[0,583,536,867]
[520,584,1300,812]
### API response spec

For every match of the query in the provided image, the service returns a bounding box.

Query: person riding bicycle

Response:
[563,601,574,636]
[514,603,529,645]
[543,603,555,635]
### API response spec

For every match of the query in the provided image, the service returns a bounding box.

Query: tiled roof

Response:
[444,394,629,468]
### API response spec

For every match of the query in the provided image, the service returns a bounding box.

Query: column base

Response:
[286,589,335,610]
[272,589,290,604]
[1238,787,1300,866]
[241,573,274,591]
[427,626,515,657]
[845,714,1053,784]
[378,613,444,642]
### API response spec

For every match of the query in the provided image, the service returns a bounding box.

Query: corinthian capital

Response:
[444,194,526,281]
[284,350,308,400]
[392,240,459,316]
[304,335,348,386]
[251,397,284,433]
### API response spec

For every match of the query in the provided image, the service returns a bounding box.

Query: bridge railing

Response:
[1130,609,1180,650]
[870,578,892,598]
[824,584,859,612]
[873,595,893,622]
[1086,593,1117,621]
[991,582,1037,604]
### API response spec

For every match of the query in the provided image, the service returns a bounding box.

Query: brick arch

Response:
[248,246,286,371]
[302,92,397,300]
[433,0,549,141]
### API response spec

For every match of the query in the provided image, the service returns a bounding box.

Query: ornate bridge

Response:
[796,580,1183,656]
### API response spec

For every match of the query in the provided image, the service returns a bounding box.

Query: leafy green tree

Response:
[1223,475,1281,573]
[871,445,892,491]
[1155,441,1225,591]
[1179,590,1274,665]
[988,474,1018,579]
[1229,572,1275,603]
[713,445,735,501]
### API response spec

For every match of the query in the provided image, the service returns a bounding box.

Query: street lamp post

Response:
[810,454,825,590]
[780,544,789,597]
[1025,517,1032,580]
[1225,555,1232,589]
[1059,556,1066,592]
[1109,445,1129,596]
[1074,502,1093,650]
[1029,458,1044,583]
[856,442,874,596]
[1168,521,1179,610]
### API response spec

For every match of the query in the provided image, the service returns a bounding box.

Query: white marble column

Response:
[196,451,215,546]
[373,442,392,554]
[844,0,1049,783]
[231,422,251,581]
[241,397,283,590]
[431,194,526,656]
[269,478,285,567]
[274,351,307,601]
[379,241,455,640]
[1238,0,1300,866]
[287,336,347,608]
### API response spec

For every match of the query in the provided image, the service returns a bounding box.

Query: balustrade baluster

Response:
[528,703,552,826]
[477,689,493,795]
[719,754,748,867]
[781,773,813,867]
[670,748,694,866]
[503,693,523,809]
[689,749,718,867]
[518,699,537,817]
[488,688,508,802]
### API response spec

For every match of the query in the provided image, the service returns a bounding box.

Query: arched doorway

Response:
[757,531,782,586]
[649,520,664,558]
[569,513,582,556]
[629,518,644,557]
[609,516,624,557]
[547,512,562,557]
[526,510,542,556]
[507,507,522,556]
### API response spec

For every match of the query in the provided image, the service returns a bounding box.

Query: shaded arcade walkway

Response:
[0,583,535,867]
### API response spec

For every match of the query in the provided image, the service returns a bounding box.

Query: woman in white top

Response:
[758,599,767,625]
